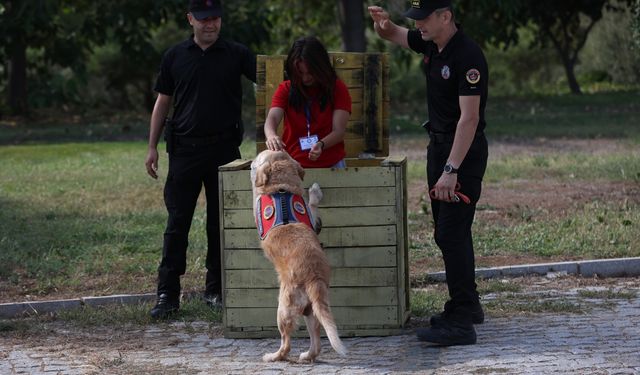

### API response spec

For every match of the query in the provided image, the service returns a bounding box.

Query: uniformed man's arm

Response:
[145,93,172,179]
[432,95,480,202]
[447,95,480,169]
[368,6,409,48]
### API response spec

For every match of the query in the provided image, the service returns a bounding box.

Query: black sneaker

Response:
[203,292,222,308]
[430,303,484,326]
[416,317,477,346]
[149,293,179,319]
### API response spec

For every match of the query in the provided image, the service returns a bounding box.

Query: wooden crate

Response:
[219,52,410,338]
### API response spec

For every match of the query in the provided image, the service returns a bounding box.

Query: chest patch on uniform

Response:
[441,65,451,80]
[255,191,315,240]
[466,68,481,84]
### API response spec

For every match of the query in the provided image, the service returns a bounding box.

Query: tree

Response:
[0,0,186,115]
[337,0,366,52]
[1,0,65,115]
[459,0,634,94]
[524,0,614,94]
[633,0,640,48]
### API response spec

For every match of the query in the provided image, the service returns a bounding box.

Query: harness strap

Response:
[256,191,315,240]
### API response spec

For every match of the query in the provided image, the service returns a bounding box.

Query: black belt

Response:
[175,133,233,146]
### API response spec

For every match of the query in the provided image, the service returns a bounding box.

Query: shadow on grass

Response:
[0,195,160,287]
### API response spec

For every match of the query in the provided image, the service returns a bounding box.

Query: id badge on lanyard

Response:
[299,101,319,151]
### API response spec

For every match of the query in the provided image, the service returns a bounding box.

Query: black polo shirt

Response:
[154,36,256,137]
[408,26,488,134]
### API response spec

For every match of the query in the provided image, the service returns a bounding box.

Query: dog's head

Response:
[250,150,305,194]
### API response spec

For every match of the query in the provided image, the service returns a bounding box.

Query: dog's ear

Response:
[255,162,271,187]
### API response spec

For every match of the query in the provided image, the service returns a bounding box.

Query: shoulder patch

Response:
[466,69,481,84]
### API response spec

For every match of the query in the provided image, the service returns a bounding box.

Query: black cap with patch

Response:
[189,0,223,20]
[404,0,451,20]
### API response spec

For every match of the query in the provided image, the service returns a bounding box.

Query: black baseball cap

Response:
[188,0,223,20]
[404,0,451,20]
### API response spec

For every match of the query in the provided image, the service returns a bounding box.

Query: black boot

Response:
[149,293,179,319]
[417,308,477,346]
[430,301,484,326]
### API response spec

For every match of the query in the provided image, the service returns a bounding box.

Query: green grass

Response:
[485,150,640,183]
[474,201,639,258]
[55,298,222,327]
[577,289,637,300]
[0,140,255,296]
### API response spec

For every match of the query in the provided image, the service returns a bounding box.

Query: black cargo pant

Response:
[156,141,240,298]
[427,133,488,311]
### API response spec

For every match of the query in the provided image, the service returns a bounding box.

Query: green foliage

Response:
[263,0,342,53]
[634,0,640,48]
[579,2,640,86]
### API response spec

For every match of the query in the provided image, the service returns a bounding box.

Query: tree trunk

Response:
[8,41,28,115]
[337,0,367,52]
[562,59,582,95]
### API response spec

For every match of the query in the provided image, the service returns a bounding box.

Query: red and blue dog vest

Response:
[255,190,315,240]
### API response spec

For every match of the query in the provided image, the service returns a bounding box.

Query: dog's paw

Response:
[263,352,284,362]
[308,182,323,205]
[299,351,317,363]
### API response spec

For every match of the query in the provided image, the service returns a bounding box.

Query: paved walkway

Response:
[2,278,639,374]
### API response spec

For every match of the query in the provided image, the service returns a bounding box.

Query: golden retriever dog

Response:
[250,150,347,362]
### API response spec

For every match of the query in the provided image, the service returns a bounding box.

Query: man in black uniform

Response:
[144,0,256,319]
[369,0,488,345]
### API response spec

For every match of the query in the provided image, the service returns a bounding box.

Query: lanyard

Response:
[304,101,312,137]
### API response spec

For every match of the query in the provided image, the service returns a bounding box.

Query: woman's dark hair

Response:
[285,36,337,112]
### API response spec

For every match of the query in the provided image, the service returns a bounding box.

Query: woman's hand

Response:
[266,135,285,151]
[308,141,323,161]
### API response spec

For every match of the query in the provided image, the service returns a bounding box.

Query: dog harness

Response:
[255,190,315,240]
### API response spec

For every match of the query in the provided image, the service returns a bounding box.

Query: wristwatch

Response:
[443,163,458,174]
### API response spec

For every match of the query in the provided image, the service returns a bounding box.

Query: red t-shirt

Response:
[270,79,352,168]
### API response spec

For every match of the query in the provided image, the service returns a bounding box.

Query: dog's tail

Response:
[307,280,347,356]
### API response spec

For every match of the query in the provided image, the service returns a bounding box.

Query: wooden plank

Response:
[222,166,396,191]
[394,161,411,322]
[363,54,384,153]
[225,267,397,288]
[331,53,364,69]
[224,225,396,249]
[381,155,407,167]
[224,206,396,229]
[264,57,284,135]
[225,306,398,328]
[222,186,397,209]
[218,159,252,172]
[225,286,398,308]
[303,167,396,188]
[348,87,363,103]
[224,247,397,270]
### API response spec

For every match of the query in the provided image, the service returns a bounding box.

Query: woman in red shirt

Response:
[264,36,352,168]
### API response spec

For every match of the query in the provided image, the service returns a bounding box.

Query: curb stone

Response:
[2,257,639,319]
[425,257,640,282]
